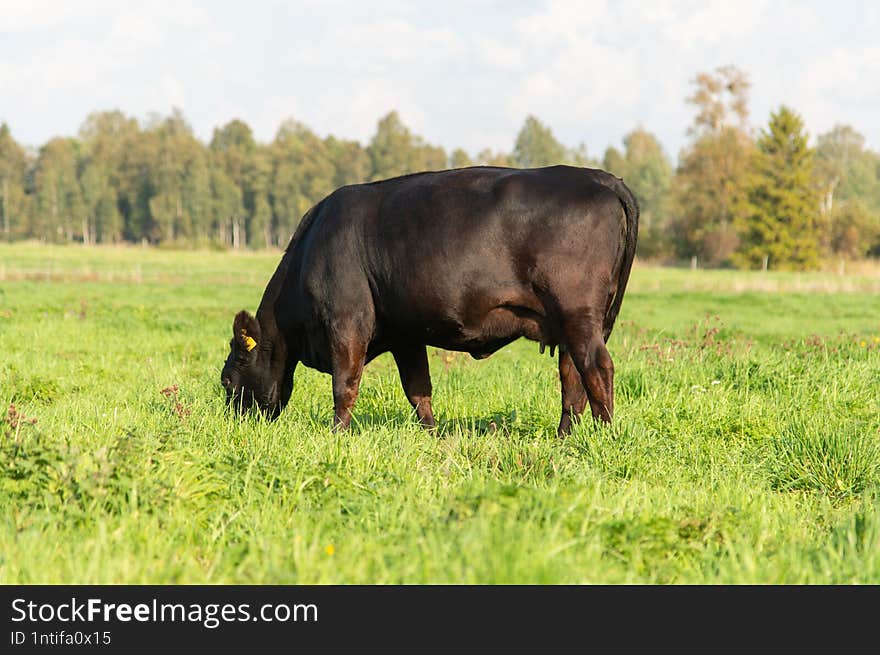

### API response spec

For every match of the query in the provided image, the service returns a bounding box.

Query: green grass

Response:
[1,242,879,583]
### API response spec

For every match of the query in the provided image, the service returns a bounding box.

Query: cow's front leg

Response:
[392,345,436,429]
[331,340,366,430]
[557,349,587,436]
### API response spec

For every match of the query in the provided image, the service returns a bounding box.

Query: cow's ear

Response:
[233,310,261,354]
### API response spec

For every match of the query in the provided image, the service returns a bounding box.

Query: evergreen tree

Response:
[11,100,876,258]
[733,106,820,270]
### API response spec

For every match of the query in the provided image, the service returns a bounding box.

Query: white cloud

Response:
[0,0,83,31]
[0,1,234,144]
[249,95,305,141]
[670,0,772,46]
[292,18,467,74]
[496,0,844,155]
[1,0,879,156]
[474,38,524,72]
[110,13,165,46]
[791,44,880,140]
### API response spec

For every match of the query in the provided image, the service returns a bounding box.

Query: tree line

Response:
[1,65,879,269]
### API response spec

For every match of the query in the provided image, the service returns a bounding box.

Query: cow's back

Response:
[283,165,633,352]
[367,165,626,287]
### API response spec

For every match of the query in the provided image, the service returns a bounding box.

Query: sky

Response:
[1,0,878,162]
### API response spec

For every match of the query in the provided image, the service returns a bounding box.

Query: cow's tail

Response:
[602,177,639,342]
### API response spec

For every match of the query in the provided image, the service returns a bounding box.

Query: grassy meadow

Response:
[1,242,879,583]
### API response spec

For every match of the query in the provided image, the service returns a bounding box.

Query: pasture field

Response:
[1,242,879,583]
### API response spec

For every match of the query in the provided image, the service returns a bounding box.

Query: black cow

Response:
[221,165,638,436]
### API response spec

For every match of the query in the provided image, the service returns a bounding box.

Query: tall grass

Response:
[1,244,879,583]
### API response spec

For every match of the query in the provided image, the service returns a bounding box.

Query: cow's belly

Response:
[389,301,553,359]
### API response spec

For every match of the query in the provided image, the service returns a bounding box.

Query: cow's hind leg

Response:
[330,338,367,430]
[561,315,614,424]
[557,349,588,436]
[392,345,436,429]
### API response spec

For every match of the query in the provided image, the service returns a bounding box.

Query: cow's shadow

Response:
[348,407,525,437]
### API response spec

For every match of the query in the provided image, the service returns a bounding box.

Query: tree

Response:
[567,142,597,167]
[325,135,371,188]
[670,66,754,265]
[603,128,672,258]
[0,123,29,240]
[79,161,121,244]
[815,125,880,212]
[813,125,880,256]
[34,137,85,242]
[270,120,335,243]
[512,115,567,168]
[211,120,257,247]
[244,145,274,248]
[367,111,446,180]
[78,111,143,241]
[827,199,878,259]
[687,64,750,135]
[450,148,471,169]
[733,106,820,270]
[139,109,212,245]
[15,98,877,258]
[816,126,866,212]
[181,149,212,245]
[210,167,242,247]
[473,148,511,167]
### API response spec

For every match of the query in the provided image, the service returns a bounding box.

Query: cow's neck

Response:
[255,250,294,373]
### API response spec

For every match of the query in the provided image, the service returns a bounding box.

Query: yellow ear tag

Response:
[240,329,257,352]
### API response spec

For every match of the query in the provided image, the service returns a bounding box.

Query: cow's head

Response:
[220,310,281,418]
